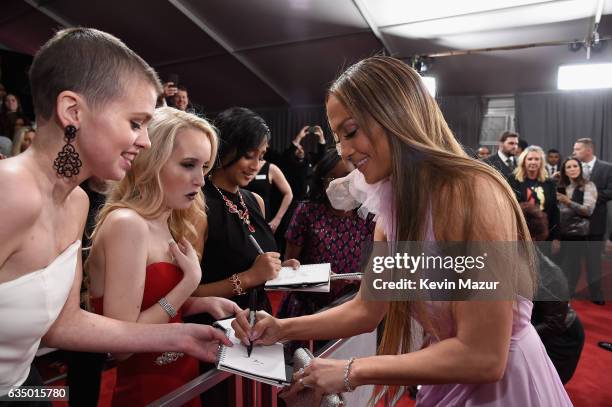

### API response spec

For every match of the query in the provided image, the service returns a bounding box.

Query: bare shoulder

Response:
[470,172,517,239]
[374,223,387,242]
[69,186,90,224]
[97,207,149,243]
[251,191,265,211]
[470,172,513,210]
[436,170,516,240]
[251,191,264,204]
[0,159,43,234]
[269,163,281,176]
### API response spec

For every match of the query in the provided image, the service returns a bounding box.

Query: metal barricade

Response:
[148,291,361,407]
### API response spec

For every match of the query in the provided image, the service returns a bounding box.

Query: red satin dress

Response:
[91,262,200,407]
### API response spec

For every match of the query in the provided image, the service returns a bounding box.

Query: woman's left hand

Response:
[314,125,326,143]
[281,258,300,269]
[268,218,280,233]
[281,358,349,403]
[198,297,242,320]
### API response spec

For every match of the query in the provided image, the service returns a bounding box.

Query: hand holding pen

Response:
[247,235,265,357]
[247,289,257,357]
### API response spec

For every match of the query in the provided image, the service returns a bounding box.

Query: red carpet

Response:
[565,300,612,407]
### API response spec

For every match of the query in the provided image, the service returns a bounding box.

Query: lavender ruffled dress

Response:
[415,300,572,406]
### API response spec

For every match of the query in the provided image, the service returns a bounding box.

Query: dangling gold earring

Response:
[53,125,82,178]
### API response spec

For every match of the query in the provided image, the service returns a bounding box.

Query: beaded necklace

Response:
[211,182,256,233]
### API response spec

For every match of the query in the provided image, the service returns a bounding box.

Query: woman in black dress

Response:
[192,107,299,313]
[509,145,560,253]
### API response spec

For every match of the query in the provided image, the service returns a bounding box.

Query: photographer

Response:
[271,125,327,253]
[282,125,327,201]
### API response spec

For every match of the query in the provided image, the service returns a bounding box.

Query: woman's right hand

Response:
[179,323,232,362]
[169,238,202,287]
[247,252,281,285]
[231,309,284,346]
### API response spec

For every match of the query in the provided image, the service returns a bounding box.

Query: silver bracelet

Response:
[158,297,177,318]
[344,357,356,392]
[155,351,184,366]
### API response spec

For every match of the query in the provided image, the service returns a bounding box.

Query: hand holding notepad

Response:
[264,263,331,292]
[214,318,291,386]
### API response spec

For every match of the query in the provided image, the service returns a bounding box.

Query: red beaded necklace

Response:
[212,183,256,233]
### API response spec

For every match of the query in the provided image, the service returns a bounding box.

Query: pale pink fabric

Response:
[326,169,395,239]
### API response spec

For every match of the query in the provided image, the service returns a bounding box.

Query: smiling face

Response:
[524,151,542,175]
[564,158,581,181]
[77,78,158,181]
[326,94,391,184]
[159,127,211,210]
[224,140,267,187]
[174,90,189,111]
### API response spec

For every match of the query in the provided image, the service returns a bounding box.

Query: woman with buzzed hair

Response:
[0,28,230,400]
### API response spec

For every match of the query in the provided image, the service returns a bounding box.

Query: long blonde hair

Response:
[328,56,534,404]
[513,145,547,182]
[93,107,218,248]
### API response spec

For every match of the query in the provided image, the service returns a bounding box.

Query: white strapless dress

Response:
[0,240,80,395]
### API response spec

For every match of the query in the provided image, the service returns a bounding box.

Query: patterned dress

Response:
[278,201,375,318]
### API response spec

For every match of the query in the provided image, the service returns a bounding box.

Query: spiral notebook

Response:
[264,263,331,292]
[214,318,291,387]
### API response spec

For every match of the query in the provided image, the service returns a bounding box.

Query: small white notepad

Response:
[264,263,331,292]
[214,318,290,387]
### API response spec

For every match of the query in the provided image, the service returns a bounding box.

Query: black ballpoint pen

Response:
[247,289,256,357]
[247,235,264,357]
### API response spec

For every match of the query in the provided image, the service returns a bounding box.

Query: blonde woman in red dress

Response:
[87,107,241,406]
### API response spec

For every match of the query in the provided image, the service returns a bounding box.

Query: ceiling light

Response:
[421,76,437,97]
[558,63,612,90]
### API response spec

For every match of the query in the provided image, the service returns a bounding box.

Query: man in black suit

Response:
[484,131,519,180]
[546,149,561,178]
[574,138,612,305]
